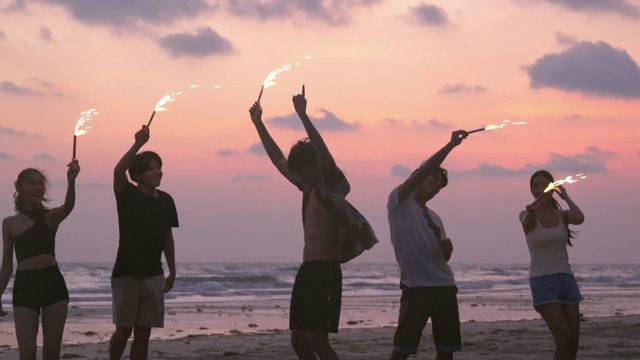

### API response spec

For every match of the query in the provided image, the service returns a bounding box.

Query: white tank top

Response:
[524,212,573,278]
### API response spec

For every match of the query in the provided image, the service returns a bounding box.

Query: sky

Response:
[1,0,639,265]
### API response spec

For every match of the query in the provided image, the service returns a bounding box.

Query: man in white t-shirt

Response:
[387,130,468,360]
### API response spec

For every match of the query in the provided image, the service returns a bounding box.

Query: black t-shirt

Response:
[112,182,179,278]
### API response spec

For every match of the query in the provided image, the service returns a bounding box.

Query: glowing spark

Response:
[154,92,177,112]
[74,108,99,136]
[257,56,311,102]
[469,120,527,134]
[73,108,98,158]
[536,173,587,203]
[148,83,218,127]
[263,64,293,89]
[543,174,587,193]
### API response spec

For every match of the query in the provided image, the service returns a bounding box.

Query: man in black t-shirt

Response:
[109,125,178,360]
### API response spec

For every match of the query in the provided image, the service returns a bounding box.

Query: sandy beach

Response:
[1,290,639,359]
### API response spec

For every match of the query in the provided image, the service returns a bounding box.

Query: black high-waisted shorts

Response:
[13,264,69,313]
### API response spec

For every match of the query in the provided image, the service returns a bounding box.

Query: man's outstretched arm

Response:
[249,102,296,184]
[292,85,337,171]
[397,130,468,202]
[114,126,149,193]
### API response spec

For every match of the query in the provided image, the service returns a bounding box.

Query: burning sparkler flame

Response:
[154,93,176,112]
[469,120,528,134]
[263,64,293,89]
[148,83,212,127]
[257,56,311,102]
[74,108,98,136]
[534,173,587,204]
[543,174,587,193]
[153,84,202,112]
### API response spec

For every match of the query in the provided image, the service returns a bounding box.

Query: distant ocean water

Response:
[3,263,639,305]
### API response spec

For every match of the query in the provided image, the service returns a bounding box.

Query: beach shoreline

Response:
[1,290,639,359]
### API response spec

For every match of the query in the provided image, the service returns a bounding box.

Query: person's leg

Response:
[431,287,461,360]
[435,351,454,360]
[130,325,151,360]
[110,276,139,360]
[561,303,581,359]
[14,306,40,360]
[389,351,410,360]
[128,275,164,360]
[41,299,68,360]
[537,303,575,360]
[291,329,317,360]
[40,265,70,360]
[109,326,133,360]
[290,262,339,359]
[306,329,338,360]
[390,287,431,360]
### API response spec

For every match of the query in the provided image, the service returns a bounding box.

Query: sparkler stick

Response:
[256,86,264,102]
[147,111,156,127]
[73,135,77,158]
[468,127,485,134]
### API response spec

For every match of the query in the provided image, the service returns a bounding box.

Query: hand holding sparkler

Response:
[135,125,150,147]
[249,102,263,125]
[67,159,81,182]
[450,129,468,146]
[292,85,307,115]
[555,184,577,202]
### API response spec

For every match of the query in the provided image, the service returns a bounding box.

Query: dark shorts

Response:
[530,273,583,309]
[393,285,461,354]
[13,265,69,314]
[289,260,342,333]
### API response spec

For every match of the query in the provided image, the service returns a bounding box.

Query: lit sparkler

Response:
[147,84,202,127]
[257,56,311,102]
[148,92,177,127]
[535,173,587,204]
[73,108,98,158]
[468,120,527,134]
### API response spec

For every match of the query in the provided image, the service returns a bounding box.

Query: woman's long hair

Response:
[530,170,577,246]
[13,168,50,213]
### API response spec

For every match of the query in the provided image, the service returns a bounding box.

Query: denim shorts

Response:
[529,273,583,309]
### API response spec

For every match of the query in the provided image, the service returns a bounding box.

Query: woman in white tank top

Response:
[519,170,585,360]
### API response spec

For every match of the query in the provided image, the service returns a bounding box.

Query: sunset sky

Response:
[1,0,639,265]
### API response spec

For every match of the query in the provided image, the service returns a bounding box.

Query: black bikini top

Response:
[13,209,57,263]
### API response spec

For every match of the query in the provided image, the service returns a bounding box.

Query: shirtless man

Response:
[249,86,347,360]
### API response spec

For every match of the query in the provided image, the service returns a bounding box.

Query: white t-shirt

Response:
[387,186,456,288]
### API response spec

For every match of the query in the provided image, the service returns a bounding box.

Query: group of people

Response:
[1,86,585,360]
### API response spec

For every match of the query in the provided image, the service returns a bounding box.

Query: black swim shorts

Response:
[289,260,342,333]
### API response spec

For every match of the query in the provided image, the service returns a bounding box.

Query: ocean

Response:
[4,262,638,306]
